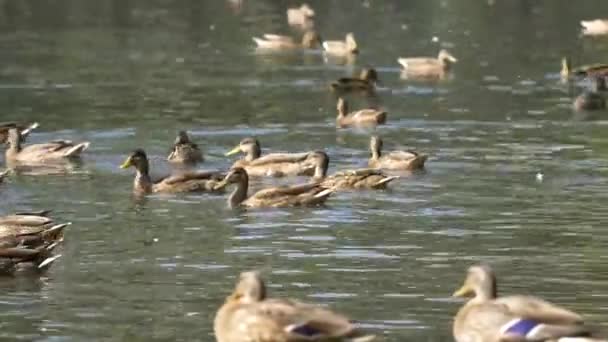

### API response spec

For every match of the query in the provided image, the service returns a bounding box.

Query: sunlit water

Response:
[2,0,608,341]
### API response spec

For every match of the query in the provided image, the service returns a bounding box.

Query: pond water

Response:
[1,0,608,340]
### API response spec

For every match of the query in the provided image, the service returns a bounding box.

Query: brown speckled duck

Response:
[0,122,38,144]
[368,136,427,171]
[0,235,61,275]
[452,264,605,342]
[253,31,321,50]
[330,68,380,93]
[4,127,89,163]
[121,149,223,195]
[0,211,68,246]
[167,131,204,164]
[336,98,387,128]
[214,271,376,342]
[398,49,457,79]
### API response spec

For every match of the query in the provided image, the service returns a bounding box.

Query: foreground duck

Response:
[0,236,61,275]
[323,33,358,56]
[120,149,224,195]
[368,136,427,171]
[330,68,380,93]
[225,137,315,177]
[167,131,204,164]
[4,127,89,163]
[0,122,38,144]
[452,264,605,342]
[214,271,376,342]
[213,167,334,208]
[398,49,457,79]
[336,98,387,128]
[561,57,608,80]
[307,151,397,190]
[252,31,321,50]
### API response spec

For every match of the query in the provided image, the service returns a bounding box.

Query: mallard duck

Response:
[120,149,224,195]
[574,77,607,111]
[253,31,321,50]
[336,98,387,128]
[330,68,380,93]
[286,4,315,26]
[452,264,605,342]
[307,151,397,190]
[225,137,315,177]
[0,122,38,144]
[398,49,457,79]
[0,211,68,246]
[561,57,608,80]
[167,131,204,164]
[581,19,608,36]
[323,33,358,56]
[212,167,334,208]
[4,127,89,163]
[368,136,427,171]
[0,236,61,275]
[214,271,376,342]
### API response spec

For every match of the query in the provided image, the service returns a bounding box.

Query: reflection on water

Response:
[1,0,608,340]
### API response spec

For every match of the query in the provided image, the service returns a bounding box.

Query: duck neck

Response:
[246,147,261,162]
[472,283,497,303]
[228,176,248,208]
[371,145,381,160]
[134,162,153,193]
[312,162,328,180]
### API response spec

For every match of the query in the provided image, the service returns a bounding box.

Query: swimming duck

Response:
[368,136,427,171]
[330,68,380,93]
[225,137,315,177]
[0,211,68,246]
[214,271,376,342]
[120,149,224,195]
[581,19,608,36]
[452,264,604,342]
[336,98,387,128]
[0,236,61,275]
[561,57,608,80]
[0,122,38,144]
[307,151,397,190]
[573,77,607,111]
[167,131,204,164]
[398,49,457,79]
[252,31,321,50]
[323,33,358,56]
[212,167,334,208]
[4,127,89,163]
[286,4,315,27]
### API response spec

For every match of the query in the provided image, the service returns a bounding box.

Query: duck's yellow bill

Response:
[452,284,471,297]
[225,146,241,156]
[120,158,133,169]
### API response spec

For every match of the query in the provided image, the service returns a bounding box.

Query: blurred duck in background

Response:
[323,33,358,56]
[398,49,457,80]
[573,76,606,111]
[253,31,322,50]
[287,3,315,29]
[330,67,380,94]
[581,19,608,36]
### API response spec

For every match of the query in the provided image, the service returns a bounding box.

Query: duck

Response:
[330,68,380,93]
[167,131,204,164]
[214,271,376,342]
[0,211,68,246]
[212,167,334,208]
[225,137,315,177]
[286,3,315,27]
[0,122,38,144]
[574,76,607,111]
[452,264,605,342]
[398,49,457,79]
[120,149,224,195]
[335,98,387,128]
[0,169,8,183]
[368,136,427,171]
[4,127,89,163]
[0,236,61,275]
[307,151,398,190]
[581,19,608,36]
[252,31,322,50]
[561,57,608,80]
[323,33,358,56]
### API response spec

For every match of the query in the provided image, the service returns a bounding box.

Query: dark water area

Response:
[1,0,608,340]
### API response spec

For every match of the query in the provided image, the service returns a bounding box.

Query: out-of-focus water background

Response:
[1,0,608,340]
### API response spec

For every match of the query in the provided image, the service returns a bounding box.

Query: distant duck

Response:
[252,31,321,50]
[286,4,315,27]
[323,33,358,56]
[573,76,607,111]
[167,131,203,165]
[581,19,608,36]
[335,98,386,128]
[4,127,89,163]
[330,68,380,93]
[561,57,608,80]
[368,136,427,171]
[398,49,457,79]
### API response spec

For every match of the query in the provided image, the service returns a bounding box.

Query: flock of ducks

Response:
[1,3,608,342]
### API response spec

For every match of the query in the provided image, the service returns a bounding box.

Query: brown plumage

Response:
[330,68,380,93]
[398,49,457,80]
[0,211,68,247]
[335,98,387,128]
[323,33,358,56]
[167,131,204,164]
[0,122,38,144]
[4,127,89,163]
[253,31,322,50]
[368,136,427,171]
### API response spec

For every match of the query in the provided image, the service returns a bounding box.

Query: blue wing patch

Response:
[502,319,540,337]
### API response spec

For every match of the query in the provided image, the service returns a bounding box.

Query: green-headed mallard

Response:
[212,167,334,208]
[368,136,427,171]
[398,49,457,79]
[214,271,376,342]
[4,127,89,163]
[120,149,224,195]
[323,33,358,56]
[167,131,204,164]
[574,76,607,111]
[253,31,322,50]
[0,211,68,246]
[452,264,604,342]
[307,151,397,190]
[330,68,380,93]
[0,236,61,275]
[0,122,38,144]
[225,137,315,177]
[561,57,608,80]
[336,98,387,128]
[581,19,608,36]
[287,4,315,27]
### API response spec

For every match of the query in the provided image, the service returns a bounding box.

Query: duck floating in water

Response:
[167,130,204,165]
[335,98,386,128]
[253,31,321,50]
[398,49,457,80]
[330,68,380,94]
[368,136,427,171]
[573,76,606,111]
[323,33,358,56]
[581,19,608,36]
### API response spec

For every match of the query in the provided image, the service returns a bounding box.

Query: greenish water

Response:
[2,0,608,340]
